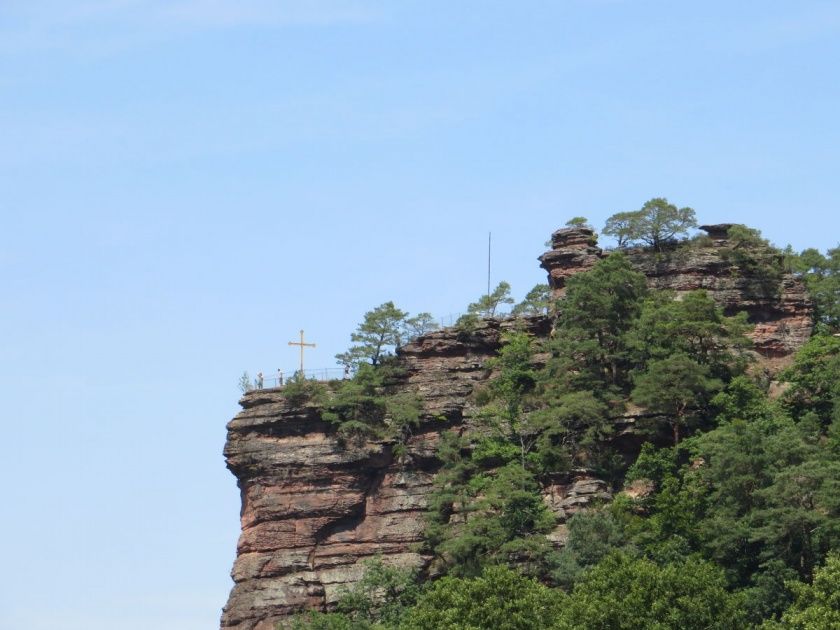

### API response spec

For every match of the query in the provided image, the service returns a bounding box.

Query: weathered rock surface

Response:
[222,224,814,628]
[538,226,603,297]
[221,318,552,629]
[539,225,813,367]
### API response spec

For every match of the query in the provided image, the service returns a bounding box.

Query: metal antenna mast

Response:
[487,232,492,297]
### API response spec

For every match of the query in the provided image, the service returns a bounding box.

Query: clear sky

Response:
[1,1,839,628]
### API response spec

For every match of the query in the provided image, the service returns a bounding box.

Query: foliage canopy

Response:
[291,210,840,630]
[603,197,697,250]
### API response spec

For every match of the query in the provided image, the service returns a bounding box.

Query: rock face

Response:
[539,225,813,367]
[222,401,413,630]
[537,226,603,297]
[222,224,813,628]
[221,318,551,629]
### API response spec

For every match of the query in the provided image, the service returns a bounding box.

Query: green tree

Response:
[727,224,770,248]
[551,252,648,389]
[774,552,840,629]
[336,301,408,368]
[552,510,628,587]
[790,245,840,332]
[480,332,539,468]
[559,552,746,629]
[468,281,514,317]
[627,289,752,380]
[750,458,840,582]
[625,442,678,487]
[722,225,785,297]
[290,558,419,629]
[429,464,555,578]
[512,283,552,316]
[632,354,722,444]
[477,332,612,475]
[403,312,438,341]
[426,333,559,577]
[602,210,638,248]
[617,442,678,520]
[321,363,422,443]
[781,334,840,424]
[711,375,773,424]
[685,415,794,585]
[603,198,697,251]
[742,559,798,626]
[613,398,840,621]
[402,565,566,630]
[635,197,697,250]
[334,557,420,627]
[423,431,476,551]
[565,216,591,228]
[322,364,387,440]
[530,390,612,474]
[685,405,840,585]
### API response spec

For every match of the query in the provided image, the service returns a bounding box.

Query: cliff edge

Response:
[221,225,812,629]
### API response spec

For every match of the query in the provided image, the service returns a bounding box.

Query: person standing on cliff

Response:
[256,372,264,389]
[277,369,283,386]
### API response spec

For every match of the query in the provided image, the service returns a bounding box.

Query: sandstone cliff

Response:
[221,225,812,629]
[221,318,555,629]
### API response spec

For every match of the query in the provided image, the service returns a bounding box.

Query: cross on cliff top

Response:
[288,329,316,374]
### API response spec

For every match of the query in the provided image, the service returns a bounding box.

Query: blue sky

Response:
[1,1,839,628]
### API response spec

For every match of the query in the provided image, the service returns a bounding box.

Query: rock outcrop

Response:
[222,224,813,628]
[537,226,603,297]
[221,318,546,629]
[539,225,812,367]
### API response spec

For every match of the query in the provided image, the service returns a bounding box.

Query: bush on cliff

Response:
[322,362,423,444]
[282,372,328,406]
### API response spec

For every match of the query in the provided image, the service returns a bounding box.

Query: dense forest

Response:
[284,205,840,629]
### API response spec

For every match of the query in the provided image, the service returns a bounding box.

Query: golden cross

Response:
[288,329,316,374]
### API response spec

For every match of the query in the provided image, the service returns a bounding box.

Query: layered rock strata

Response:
[223,224,813,628]
[222,318,563,629]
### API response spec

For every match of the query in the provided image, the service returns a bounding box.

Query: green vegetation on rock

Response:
[511,284,552,317]
[335,302,438,370]
[791,246,840,332]
[283,211,840,630]
[603,197,697,251]
[466,281,515,318]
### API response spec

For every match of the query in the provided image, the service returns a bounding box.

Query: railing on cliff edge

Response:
[246,310,527,388]
[252,368,347,389]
